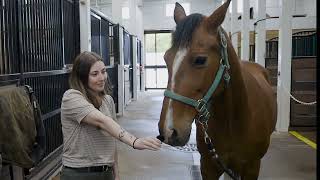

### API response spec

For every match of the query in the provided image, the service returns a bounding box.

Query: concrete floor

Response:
[297,131,316,143]
[117,90,316,180]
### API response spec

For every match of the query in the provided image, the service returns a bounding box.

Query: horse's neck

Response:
[230,49,251,130]
[212,44,250,138]
[227,37,250,112]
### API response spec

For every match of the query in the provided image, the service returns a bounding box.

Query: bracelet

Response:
[132,138,139,149]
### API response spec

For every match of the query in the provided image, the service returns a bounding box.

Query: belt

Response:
[64,165,112,172]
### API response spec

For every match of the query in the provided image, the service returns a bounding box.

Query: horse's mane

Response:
[172,13,204,48]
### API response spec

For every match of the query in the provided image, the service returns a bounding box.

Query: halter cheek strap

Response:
[164,27,230,124]
[219,28,231,85]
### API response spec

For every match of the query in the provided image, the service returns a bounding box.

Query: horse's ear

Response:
[174,2,186,24]
[207,0,231,29]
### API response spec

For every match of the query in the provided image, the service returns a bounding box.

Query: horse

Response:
[157,1,277,179]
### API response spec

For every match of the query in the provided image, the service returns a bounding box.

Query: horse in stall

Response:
[157,1,277,179]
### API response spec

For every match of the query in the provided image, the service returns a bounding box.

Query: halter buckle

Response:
[220,31,227,48]
[203,111,210,120]
[204,134,212,145]
[224,71,230,83]
[195,99,206,113]
[197,110,211,124]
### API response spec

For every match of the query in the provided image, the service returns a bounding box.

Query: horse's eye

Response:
[193,56,207,67]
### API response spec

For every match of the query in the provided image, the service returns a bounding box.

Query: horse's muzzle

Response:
[158,129,190,146]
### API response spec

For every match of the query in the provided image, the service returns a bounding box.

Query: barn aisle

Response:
[117,90,200,180]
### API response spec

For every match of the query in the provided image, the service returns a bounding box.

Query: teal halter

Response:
[164,28,230,124]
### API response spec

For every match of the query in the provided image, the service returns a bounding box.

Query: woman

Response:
[60,51,161,180]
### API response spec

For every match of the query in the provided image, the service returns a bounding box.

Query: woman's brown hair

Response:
[69,51,113,108]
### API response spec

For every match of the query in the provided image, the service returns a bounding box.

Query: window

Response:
[238,0,243,13]
[122,7,130,19]
[144,32,172,89]
[166,3,190,17]
[229,0,243,13]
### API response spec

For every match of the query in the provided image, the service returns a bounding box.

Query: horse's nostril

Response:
[172,129,178,138]
[156,135,165,142]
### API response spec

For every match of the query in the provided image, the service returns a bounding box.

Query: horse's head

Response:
[158,0,231,146]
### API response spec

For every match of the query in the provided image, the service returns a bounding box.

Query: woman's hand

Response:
[133,137,161,151]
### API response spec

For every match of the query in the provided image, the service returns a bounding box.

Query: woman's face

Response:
[88,61,107,94]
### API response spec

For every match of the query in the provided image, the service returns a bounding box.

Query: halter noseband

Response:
[164,27,230,124]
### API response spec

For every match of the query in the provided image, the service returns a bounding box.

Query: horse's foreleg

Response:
[200,154,224,180]
[240,159,261,180]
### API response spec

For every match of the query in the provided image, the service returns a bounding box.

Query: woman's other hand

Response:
[133,137,161,151]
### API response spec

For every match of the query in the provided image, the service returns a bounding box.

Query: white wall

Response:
[100,6,112,18]
[91,0,144,41]
[90,0,316,37]
[122,1,130,31]
[266,0,280,17]
[303,0,316,16]
[142,0,218,31]
[227,0,316,33]
[90,0,112,18]
[142,0,315,33]
[136,6,144,41]
[142,1,173,30]
[264,0,316,17]
[121,1,144,48]
[265,0,316,30]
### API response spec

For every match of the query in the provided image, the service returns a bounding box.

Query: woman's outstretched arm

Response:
[82,109,161,151]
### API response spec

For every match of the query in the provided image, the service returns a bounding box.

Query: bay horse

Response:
[157,1,277,179]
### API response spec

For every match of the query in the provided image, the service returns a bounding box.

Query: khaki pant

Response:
[60,166,114,180]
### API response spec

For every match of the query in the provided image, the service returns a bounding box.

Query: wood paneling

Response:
[290,57,317,129]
